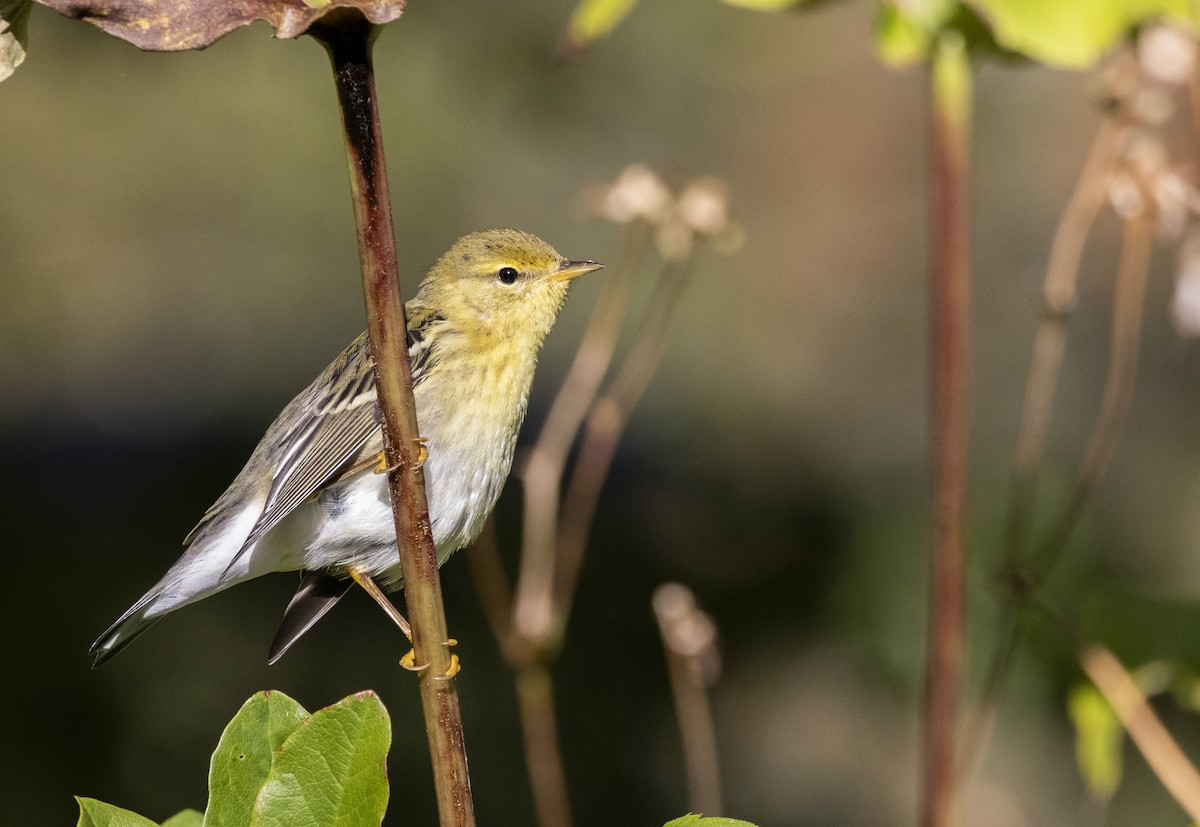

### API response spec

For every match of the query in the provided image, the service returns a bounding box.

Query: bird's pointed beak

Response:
[554,259,605,281]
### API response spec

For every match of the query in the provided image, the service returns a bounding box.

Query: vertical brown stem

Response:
[923,33,971,827]
[1031,209,1154,577]
[468,517,519,657]
[469,522,572,827]
[311,12,475,827]
[653,584,723,816]
[515,663,574,827]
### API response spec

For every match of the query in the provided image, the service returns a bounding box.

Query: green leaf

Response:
[967,0,1189,68]
[251,691,391,827]
[204,690,310,827]
[876,4,931,65]
[75,798,160,827]
[1068,683,1124,801]
[162,811,204,827]
[932,29,971,131]
[877,0,1189,68]
[0,0,31,82]
[663,817,761,827]
[875,0,956,66]
[564,0,641,50]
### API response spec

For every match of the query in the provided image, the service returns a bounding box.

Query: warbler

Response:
[91,229,602,667]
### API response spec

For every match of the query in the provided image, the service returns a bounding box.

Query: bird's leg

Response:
[349,566,460,678]
[413,437,430,471]
[348,566,411,638]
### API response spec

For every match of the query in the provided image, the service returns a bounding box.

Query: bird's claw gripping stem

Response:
[372,437,428,475]
[372,451,401,475]
[400,638,460,678]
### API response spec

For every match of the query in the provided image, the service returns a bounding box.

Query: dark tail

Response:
[90,596,161,668]
[267,571,350,664]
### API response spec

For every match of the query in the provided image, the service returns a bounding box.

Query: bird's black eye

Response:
[497,267,519,284]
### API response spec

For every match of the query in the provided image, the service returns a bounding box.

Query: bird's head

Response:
[417,229,603,344]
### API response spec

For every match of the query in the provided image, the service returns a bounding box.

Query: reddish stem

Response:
[923,35,971,827]
[312,12,475,826]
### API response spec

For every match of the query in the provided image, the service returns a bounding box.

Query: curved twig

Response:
[1030,207,1155,581]
[1036,598,1200,822]
[553,252,696,622]
[514,220,651,647]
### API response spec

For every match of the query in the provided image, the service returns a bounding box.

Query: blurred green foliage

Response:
[561,0,1196,68]
[1068,682,1124,802]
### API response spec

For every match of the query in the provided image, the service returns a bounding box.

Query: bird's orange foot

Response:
[399,638,460,678]
[373,440,428,475]
[435,652,461,680]
[372,451,404,475]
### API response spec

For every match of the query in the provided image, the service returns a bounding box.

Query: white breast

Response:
[302,346,532,588]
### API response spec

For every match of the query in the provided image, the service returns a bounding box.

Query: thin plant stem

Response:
[311,13,474,826]
[961,602,1021,786]
[965,116,1131,777]
[653,584,723,816]
[923,32,972,827]
[969,192,1156,806]
[1006,117,1130,561]
[467,517,522,660]
[515,663,574,827]
[1081,644,1200,821]
[1030,208,1155,582]
[515,220,652,647]
[1035,598,1200,821]
[554,252,696,622]
[468,518,572,827]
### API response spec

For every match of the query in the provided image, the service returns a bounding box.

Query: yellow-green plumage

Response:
[91,230,601,666]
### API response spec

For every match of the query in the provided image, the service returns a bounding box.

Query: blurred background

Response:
[5,1,1200,824]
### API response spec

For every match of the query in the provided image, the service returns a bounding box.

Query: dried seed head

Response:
[652,583,721,686]
[603,164,673,224]
[678,178,731,236]
[1138,24,1196,86]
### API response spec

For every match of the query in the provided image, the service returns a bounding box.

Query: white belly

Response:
[299,409,518,588]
